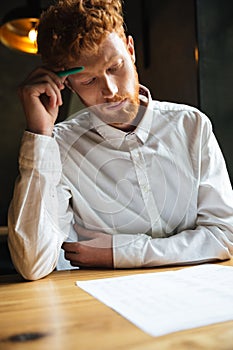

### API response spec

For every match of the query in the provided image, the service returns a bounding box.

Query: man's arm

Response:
[8,67,72,280]
[62,123,233,268]
[8,132,74,280]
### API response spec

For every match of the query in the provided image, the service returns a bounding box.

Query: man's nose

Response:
[101,75,118,98]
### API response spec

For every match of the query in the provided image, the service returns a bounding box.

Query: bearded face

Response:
[89,65,140,129]
[66,33,142,130]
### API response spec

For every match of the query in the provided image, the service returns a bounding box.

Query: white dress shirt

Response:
[8,86,233,279]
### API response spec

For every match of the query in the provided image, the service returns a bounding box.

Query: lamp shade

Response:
[0,1,41,54]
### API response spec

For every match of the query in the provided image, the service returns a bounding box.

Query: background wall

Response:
[196,0,233,182]
[0,0,233,226]
[124,0,198,106]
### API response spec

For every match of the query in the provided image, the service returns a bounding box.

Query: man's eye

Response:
[108,61,123,73]
[81,78,96,86]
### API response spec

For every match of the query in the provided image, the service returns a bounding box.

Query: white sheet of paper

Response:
[76,264,233,337]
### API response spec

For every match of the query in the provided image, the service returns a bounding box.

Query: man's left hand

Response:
[62,224,113,268]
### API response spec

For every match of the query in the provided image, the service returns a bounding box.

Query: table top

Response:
[0,226,8,236]
[0,261,233,350]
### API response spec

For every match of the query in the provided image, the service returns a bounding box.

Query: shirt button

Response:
[142,184,149,193]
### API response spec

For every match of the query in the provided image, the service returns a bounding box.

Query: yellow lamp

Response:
[0,1,42,54]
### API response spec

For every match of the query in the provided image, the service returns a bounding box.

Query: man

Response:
[8,0,233,280]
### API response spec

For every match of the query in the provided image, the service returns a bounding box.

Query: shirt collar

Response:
[134,85,154,144]
[90,85,154,148]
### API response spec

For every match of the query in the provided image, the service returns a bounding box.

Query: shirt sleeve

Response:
[113,119,233,268]
[8,131,74,280]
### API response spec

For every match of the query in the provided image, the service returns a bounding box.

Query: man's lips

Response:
[105,99,127,111]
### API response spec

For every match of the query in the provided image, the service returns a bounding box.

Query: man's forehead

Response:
[65,33,128,71]
[73,47,126,73]
[81,52,122,68]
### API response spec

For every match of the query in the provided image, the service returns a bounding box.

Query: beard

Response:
[90,67,140,129]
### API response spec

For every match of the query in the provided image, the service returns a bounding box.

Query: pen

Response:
[56,66,84,77]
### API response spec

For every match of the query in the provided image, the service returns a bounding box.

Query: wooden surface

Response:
[0,261,233,350]
[0,226,8,235]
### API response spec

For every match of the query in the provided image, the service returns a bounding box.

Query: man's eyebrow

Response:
[68,55,123,78]
[69,70,91,78]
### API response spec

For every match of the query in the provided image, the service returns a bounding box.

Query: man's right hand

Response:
[18,67,66,136]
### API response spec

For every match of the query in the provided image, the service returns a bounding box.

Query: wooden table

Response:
[0,261,233,350]
[0,227,8,236]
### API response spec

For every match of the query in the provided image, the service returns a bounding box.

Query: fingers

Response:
[41,80,63,109]
[17,66,68,135]
[19,68,65,109]
[62,242,79,253]
[62,242,92,267]
[62,241,113,268]
[19,82,62,111]
[23,66,66,86]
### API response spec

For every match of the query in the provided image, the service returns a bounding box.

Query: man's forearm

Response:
[112,225,233,268]
[8,132,66,280]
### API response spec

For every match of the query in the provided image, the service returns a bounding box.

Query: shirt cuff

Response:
[19,131,62,172]
[113,233,149,268]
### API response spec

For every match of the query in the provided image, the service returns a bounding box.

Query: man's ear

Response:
[126,35,136,63]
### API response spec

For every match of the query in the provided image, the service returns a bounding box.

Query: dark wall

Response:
[196,0,233,182]
[124,0,198,106]
[0,0,233,225]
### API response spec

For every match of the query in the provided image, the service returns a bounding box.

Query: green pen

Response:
[56,66,84,77]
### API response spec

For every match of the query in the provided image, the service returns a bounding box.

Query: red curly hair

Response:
[37,0,126,68]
